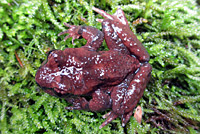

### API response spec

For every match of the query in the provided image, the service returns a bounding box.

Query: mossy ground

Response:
[0,0,200,133]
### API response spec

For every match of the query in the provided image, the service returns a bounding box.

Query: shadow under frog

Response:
[35,7,152,128]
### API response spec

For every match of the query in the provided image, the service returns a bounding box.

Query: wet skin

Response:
[35,7,152,128]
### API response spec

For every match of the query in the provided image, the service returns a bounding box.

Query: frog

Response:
[35,7,152,128]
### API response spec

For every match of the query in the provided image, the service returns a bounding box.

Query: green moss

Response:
[0,0,200,133]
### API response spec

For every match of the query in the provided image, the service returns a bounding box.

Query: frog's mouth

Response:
[36,81,75,99]
[45,87,74,98]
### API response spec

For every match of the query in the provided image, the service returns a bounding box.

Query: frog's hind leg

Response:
[93,7,130,54]
[99,73,135,128]
[108,63,152,127]
[98,62,151,128]
[121,63,152,125]
[101,19,130,55]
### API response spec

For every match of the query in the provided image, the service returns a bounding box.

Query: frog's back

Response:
[61,48,140,95]
[83,50,140,86]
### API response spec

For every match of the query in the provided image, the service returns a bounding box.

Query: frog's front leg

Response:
[65,97,89,110]
[101,20,130,55]
[65,89,111,112]
[58,23,104,50]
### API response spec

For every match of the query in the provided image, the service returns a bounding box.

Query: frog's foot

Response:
[100,111,118,129]
[65,97,89,111]
[58,23,81,45]
[99,110,134,129]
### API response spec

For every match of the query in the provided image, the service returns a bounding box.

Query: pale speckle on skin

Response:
[115,92,123,102]
[127,85,136,96]
[93,35,99,41]
[100,69,105,76]
[51,52,58,57]
[107,33,111,36]
[95,55,101,64]
[116,38,121,44]
[111,32,118,39]
[111,24,122,34]
[95,89,101,96]
[67,56,78,66]
[114,84,126,103]
[104,22,111,32]
[124,37,127,41]
[87,45,92,48]
[134,79,140,83]
[58,83,66,89]
[39,66,83,86]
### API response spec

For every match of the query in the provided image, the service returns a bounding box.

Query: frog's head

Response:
[35,50,73,95]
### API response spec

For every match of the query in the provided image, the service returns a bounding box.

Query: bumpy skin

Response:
[35,7,152,128]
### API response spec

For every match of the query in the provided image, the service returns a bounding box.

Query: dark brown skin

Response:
[35,7,152,128]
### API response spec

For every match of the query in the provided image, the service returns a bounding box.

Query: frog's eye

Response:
[47,50,65,67]
[47,49,57,57]
[47,50,62,62]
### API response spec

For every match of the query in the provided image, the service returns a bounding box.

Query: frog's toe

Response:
[63,23,72,27]
[99,111,118,129]
[121,110,133,127]
[96,18,104,22]
[63,35,70,41]
[58,30,69,36]
[65,106,82,110]
[92,7,113,20]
